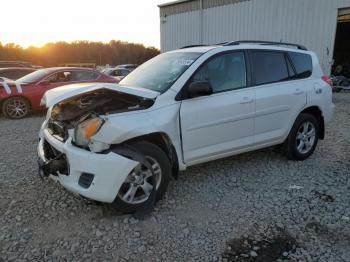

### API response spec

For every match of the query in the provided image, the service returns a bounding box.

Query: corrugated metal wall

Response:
[160,0,350,74]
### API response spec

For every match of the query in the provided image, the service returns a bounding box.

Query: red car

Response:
[0,67,117,119]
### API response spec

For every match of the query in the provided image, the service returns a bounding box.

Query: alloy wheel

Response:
[296,121,316,154]
[118,156,162,205]
[6,98,28,119]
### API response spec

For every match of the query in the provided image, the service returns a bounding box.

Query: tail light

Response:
[321,75,332,86]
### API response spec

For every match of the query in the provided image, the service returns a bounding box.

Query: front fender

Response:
[92,103,184,167]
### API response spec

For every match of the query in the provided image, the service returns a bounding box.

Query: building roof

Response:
[159,0,249,17]
[158,0,191,8]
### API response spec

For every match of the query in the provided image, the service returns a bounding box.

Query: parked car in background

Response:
[0,61,33,68]
[37,41,334,212]
[116,64,138,70]
[102,67,131,82]
[0,67,37,80]
[0,67,116,119]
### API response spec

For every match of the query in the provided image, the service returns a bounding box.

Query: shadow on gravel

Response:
[222,230,298,262]
[86,199,155,220]
[312,190,335,203]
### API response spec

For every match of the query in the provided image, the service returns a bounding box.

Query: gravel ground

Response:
[0,93,349,261]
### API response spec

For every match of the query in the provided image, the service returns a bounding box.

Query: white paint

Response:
[1,81,11,94]
[38,128,139,203]
[160,0,350,75]
[39,45,335,203]
[15,82,22,93]
[42,82,160,107]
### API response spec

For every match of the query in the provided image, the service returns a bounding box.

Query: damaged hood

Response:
[42,82,160,107]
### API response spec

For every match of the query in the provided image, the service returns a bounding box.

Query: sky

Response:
[1,0,170,49]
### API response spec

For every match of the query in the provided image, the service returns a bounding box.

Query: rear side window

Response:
[251,51,289,85]
[71,71,99,81]
[288,52,312,79]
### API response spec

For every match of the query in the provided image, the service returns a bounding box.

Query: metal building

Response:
[159,0,350,74]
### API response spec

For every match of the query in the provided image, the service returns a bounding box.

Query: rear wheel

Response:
[284,113,319,160]
[113,141,171,213]
[2,97,31,119]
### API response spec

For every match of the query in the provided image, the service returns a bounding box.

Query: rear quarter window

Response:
[288,52,313,79]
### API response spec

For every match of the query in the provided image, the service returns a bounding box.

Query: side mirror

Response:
[39,80,50,86]
[187,81,213,98]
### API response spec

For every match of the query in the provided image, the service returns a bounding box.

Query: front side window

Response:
[46,71,72,83]
[191,52,247,93]
[120,52,202,93]
[251,51,289,85]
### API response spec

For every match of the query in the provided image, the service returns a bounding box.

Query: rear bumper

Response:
[38,127,138,203]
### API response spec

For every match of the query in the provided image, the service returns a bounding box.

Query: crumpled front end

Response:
[38,123,139,203]
[37,86,156,202]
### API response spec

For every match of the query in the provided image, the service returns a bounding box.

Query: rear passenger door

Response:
[250,50,307,144]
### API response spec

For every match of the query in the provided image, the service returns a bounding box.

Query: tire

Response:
[284,113,319,160]
[113,141,171,213]
[2,97,31,119]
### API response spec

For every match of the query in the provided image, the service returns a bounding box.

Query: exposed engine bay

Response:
[51,88,154,122]
[47,88,155,141]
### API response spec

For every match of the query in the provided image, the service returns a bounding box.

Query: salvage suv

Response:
[38,41,334,212]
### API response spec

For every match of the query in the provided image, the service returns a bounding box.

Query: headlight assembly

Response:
[74,117,104,147]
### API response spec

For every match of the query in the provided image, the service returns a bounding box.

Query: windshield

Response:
[16,69,50,83]
[119,52,201,93]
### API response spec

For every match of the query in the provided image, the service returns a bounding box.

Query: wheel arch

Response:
[299,106,325,139]
[121,132,180,179]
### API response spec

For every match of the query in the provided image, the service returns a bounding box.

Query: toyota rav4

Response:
[38,41,335,212]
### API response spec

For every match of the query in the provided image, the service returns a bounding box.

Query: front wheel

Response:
[284,113,319,160]
[113,141,171,213]
[2,97,31,119]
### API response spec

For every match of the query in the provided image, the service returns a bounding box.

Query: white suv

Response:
[38,41,335,212]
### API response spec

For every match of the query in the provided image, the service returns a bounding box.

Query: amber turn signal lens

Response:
[84,118,103,141]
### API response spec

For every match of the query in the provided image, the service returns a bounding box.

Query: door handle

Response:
[293,88,304,95]
[240,97,254,104]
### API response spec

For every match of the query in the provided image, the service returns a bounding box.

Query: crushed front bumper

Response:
[38,127,138,203]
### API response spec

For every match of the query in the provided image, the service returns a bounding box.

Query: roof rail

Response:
[223,40,307,50]
[180,44,207,49]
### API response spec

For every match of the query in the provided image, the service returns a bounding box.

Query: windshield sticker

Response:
[173,59,194,66]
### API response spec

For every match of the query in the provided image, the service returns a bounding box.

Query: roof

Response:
[44,67,97,71]
[0,67,36,71]
[175,42,310,54]
[170,46,218,53]
[159,0,249,17]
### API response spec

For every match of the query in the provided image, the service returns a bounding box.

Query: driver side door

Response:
[179,51,255,165]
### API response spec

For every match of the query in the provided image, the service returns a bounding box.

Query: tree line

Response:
[0,40,160,67]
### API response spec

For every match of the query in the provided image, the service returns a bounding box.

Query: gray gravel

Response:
[1,93,349,261]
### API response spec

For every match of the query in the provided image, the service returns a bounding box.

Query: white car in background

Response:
[102,67,131,82]
[38,41,334,212]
